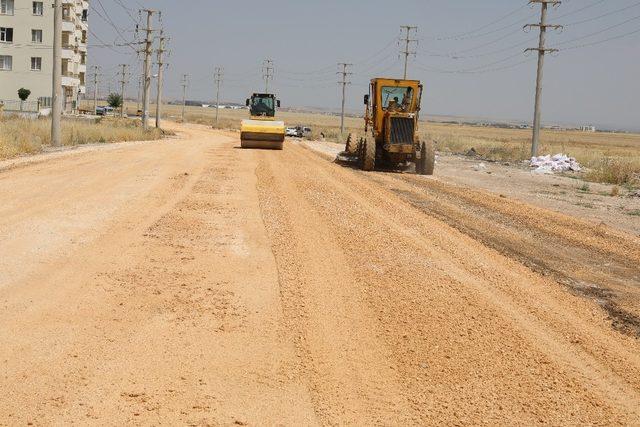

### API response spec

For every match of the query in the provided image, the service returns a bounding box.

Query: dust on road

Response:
[1,124,639,425]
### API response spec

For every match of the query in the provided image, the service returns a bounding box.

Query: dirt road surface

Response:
[1,123,639,425]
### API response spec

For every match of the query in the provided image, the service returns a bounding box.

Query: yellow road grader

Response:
[240,93,285,150]
[342,78,435,175]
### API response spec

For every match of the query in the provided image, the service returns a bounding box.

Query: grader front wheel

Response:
[362,139,376,171]
[416,140,435,176]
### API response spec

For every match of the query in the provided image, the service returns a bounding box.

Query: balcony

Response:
[62,46,75,60]
[62,20,75,33]
[62,73,80,87]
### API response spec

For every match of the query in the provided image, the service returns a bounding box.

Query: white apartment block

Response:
[0,0,89,112]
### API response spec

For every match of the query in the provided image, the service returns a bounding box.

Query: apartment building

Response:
[0,0,88,112]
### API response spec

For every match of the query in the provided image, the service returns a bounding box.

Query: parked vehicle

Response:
[285,126,312,138]
[297,126,312,137]
[95,106,114,116]
[286,127,298,137]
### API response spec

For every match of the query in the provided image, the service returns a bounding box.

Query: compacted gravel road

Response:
[1,123,639,425]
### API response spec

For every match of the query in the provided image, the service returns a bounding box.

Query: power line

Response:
[564,1,640,27]
[430,3,530,41]
[560,26,640,50]
[553,13,640,47]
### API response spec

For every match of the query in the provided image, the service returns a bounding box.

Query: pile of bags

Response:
[530,154,582,174]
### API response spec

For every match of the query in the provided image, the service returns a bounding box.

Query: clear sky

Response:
[88,0,640,130]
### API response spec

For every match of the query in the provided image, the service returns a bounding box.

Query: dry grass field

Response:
[0,115,163,160]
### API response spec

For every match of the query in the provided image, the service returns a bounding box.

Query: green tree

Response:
[107,93,123,110]
[18,88,31,111]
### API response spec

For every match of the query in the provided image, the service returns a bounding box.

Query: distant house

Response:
[580,125,596,133]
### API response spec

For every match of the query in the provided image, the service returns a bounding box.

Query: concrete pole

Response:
[51,0,62,147]
[400,26,417,80]
[181,74,188,122]
[155,34,165,128]
[93,66,99,114]
[136,77,141,111]
[215,77,220,126]
[142,10,154,130]
[214,67,222,127]
[119,64,127,118]
[531,3,548,158]
[338,63,352,137]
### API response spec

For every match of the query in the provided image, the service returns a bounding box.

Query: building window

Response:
[32,1,43,16]
[32,29,43,44]
[31,57,42,71]
[0,55,12,70]
[0,27,13,43]
[1,0,14,15]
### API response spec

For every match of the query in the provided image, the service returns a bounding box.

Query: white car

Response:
[285,127,298,137]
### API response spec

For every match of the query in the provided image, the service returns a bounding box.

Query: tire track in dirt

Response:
[256,151,416,424]
[262,142,640,424]
[0,128,317,425]
[373,169,640,337]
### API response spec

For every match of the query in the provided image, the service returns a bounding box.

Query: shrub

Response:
[18,88,31,101]
[107,93,123,109]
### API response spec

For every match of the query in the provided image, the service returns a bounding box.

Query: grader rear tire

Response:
[417,140,436,176]
[362,138,376,171]
[345,133,358,155]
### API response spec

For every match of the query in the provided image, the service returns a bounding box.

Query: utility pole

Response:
[400,25,418,80]
[526,0,562,157]
[262,59,274,93]
[51,0,62,147]
[139,9,156,129]
[119,64,128,117]
[91,65,100,114]
[181,74,189,122]
[136,76,142,112]
[155,31,166,128]
[337,63,353,137]
[213,67,223,127]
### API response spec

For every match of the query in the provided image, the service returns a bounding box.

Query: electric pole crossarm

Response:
[525,47,559,53]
